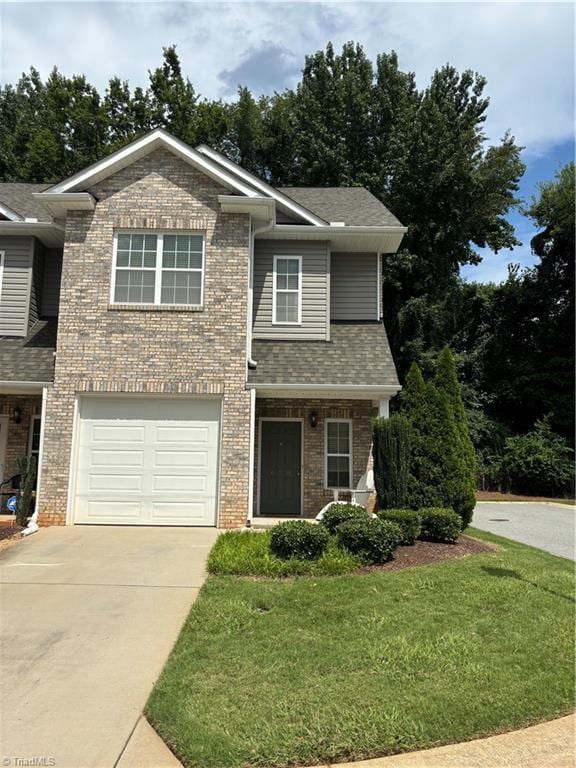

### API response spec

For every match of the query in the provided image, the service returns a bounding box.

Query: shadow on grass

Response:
[481,566,575,604]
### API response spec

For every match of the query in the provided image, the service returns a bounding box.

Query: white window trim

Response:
[110,231,205,307]
[28,414,42,457]
[0,251,4,304]
[272,254,302,325]
[324,418,353,491]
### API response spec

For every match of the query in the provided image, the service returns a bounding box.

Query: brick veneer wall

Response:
[254,398,377,518]
[0,396,41,483]
[38,148,251,528]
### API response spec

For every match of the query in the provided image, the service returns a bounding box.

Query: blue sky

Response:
[0,1,573,282]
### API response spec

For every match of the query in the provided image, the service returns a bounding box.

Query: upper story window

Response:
[273,255,301,324]
[112,232,204,306]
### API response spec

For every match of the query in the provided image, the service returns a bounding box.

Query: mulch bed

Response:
[360,535,497,573]
[0,520,23,552]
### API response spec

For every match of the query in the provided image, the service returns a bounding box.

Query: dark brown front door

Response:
[260,420,302,516]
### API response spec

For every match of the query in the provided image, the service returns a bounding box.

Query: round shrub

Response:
[418,507,462,543]
[269,520,329,560]
[337,518,402,564]
[320,503,369,535]
[377,508,421,545]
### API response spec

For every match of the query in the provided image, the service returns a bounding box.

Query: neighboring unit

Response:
[0,130,405,528]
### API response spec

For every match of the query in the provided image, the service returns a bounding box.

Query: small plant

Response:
[16,455,36,527]
[337,518,402,564]
[418,507,461,543]
[377,508,421,545]
[320,503,369,535]
[269,520,329,561]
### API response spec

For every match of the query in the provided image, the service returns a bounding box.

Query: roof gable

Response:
[46,129,262,199]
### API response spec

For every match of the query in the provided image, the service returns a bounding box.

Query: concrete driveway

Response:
[0,525,217,768]
[473,502,575,560]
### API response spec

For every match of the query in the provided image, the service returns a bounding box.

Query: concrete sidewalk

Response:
[0,525,217,768]
[318,714,575,768]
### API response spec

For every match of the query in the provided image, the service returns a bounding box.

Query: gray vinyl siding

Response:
[28,239,45,329]
[253,239,328,340]
[330,252,378,321]
[0,236,34,336]
[41,248,63,317]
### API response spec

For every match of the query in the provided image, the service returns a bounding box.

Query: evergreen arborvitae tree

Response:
[401,360,475,527]
[434,346,476,525]
[373,414,411,509]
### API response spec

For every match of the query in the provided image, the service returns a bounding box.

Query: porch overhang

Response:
[246,383,401,401]
[0,381,52,395]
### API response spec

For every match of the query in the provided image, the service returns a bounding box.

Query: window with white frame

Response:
[273,255,301,324]
[112,232,204,306]
[28,415,41,461]
[325,420,352,489]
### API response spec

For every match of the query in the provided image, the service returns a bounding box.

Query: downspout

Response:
[21,385,48,537]
[246,215,273,370]
[246,213,273,526]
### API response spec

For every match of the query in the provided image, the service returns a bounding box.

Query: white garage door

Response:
[74,397,220,526]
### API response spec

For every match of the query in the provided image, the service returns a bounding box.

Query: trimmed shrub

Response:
[377,508,421,545]
[418,507,461,543]
[269,520,329,560]
[320,503,369,535]
[373,414,411,509]
[337,518,402,564]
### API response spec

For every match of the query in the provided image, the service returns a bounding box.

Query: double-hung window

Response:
[112,232,204,306]
[325,419,353,489]
[273,255,301,324]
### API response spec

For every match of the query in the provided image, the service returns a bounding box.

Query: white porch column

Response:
[247,387,256,525]
[378,397,390,418]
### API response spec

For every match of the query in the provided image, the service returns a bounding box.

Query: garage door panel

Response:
[74,397,220,526]
[151,501,211,521]
[89,449,145,467]
[88,474,144,492]
[154,450,208,468]
[153,474,208,492]
[91,425,146,443]
[82,500,143,521]
[155,425,209,443]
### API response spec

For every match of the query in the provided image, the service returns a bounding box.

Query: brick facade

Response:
[0,395,41,485]
[254,398,377,518]
[38,148,251,528]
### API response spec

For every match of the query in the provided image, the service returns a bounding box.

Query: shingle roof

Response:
[0,320,57,382]
[249,322,399,388]
[278,187,403,228]
[0,183,52,222]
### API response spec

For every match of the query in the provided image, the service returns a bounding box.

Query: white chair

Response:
[315,470,376,521]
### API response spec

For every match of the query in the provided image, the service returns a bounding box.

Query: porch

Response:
[0,393,42,512]
[252,397,379,520]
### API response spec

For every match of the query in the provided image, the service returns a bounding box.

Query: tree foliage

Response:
[0,42,571,494]
[373,414,411,510]
[401,359,476,527]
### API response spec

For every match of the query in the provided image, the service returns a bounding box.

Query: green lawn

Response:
[147,529,575,768]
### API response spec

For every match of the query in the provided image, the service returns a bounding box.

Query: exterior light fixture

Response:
[308,411,318,428]
[12,407,22,424]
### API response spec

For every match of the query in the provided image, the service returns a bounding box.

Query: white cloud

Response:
[0,1,573,155]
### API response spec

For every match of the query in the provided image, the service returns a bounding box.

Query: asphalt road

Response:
[472,501,575,560]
